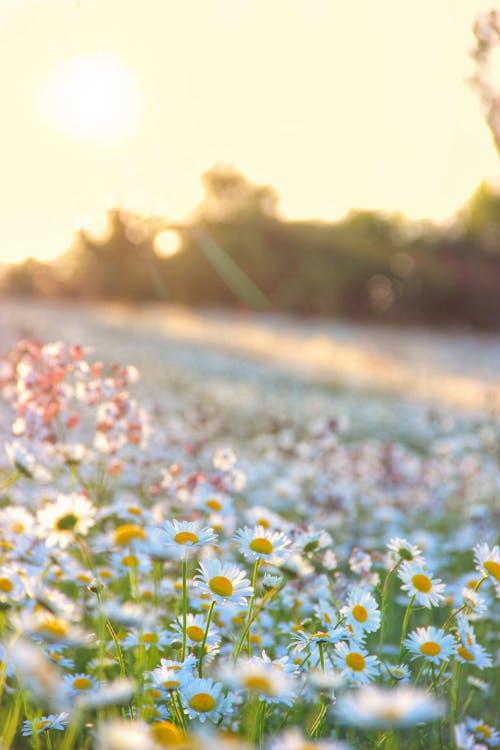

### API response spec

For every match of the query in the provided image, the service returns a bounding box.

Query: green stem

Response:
[247,558,261,656]
[0,469,21,492]
[233,585,283,661]
[379,560,401,656]
[198,601,215,677]
[181,559,188,661]
[398,595,415,661]
[308,703,328,737]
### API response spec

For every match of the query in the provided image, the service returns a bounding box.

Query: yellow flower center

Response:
[345,652,366,671]
[249,537,273,555]
[352,605,368,622]
[76,574,92,583]
[163,679,180,689]
[206,498,222,511]
[38,720,50,731]
[420,641,441,656]
[114,524,146,546]
[174,531,199,545]
[141,632,159,644]
[209,576,233,597]
[151,721,184,746]
[309,632,330,641]
[99,569,113,579]
[38,617,67,637]
[457,646,475,661]
[189,692,216,712]
[484,560,500,581]
[243,675,273,694]
[187,625,205,642]
[127,506,143,516]
[72,677,93,690]
[121,554,139,568]
[56,513,78,531]
[476,725,492,739]
[411,574,432,593]
[257,518,270,529]
[0,577,13,593]
[10,522,25,534]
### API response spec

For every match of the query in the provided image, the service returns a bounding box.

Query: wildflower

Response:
[332,641,379,686]
[121,627,171,650]
[194,560,252,608]
[223,655,296,705]
[341,589,381,638]
[179,677,233,722]
[454,616,492,669]
[169,613,220,659]
[22,712,70,735]
[36,493,96,549]
[473,543,500,583]
[465,717,500,747]
[404,626,456,664]
[290,626,348,659]
[386,537,425,565]
[113,523,147,547]
[157,520,217,559]
[0,565,26,603]
[234,525,292,564]
[398,562,446,607]
[61,672,98,698]
[148,655,197,694]
[150,721,185,747]
[335,685,443,728]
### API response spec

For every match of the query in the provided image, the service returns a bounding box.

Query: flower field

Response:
[0,301,499,749]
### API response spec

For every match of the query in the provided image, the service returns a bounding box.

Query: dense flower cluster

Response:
[0,339,498,749]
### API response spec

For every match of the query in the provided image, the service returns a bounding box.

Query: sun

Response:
[37,53,142,144]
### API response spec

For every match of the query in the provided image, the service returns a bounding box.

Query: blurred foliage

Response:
[1,165,500,330]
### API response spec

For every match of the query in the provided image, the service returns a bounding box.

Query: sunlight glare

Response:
[153,230,182,257]
[37,53,142,143]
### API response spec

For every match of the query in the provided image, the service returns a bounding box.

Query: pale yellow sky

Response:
[0,0,498,263]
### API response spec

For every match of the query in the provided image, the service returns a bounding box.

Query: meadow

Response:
[0,300,498,749]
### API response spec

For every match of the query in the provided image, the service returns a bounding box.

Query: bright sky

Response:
[0,0,498,263]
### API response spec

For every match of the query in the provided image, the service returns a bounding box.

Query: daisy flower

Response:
[22,713,70,736]
[179,677,233,723]
[473,543,500,583]
[148,655,197,694]
[335,685,443,729]
[62,672,99,698]
[0,565,26,603]
[222,655,297,705]
[465,717,500,747]
[36,493,96,549]
[332,641,379,686]
[234,525,292,564]
[341,589,381,638]
[121,627,171,650]
[194,559,252,608]
[455,616,492,669]
[169,613,221,659]
[398,562,446,608]
[154,520,217,560]
[386,537,425,566]
[290,626,348,660]
[404,626,456,665]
